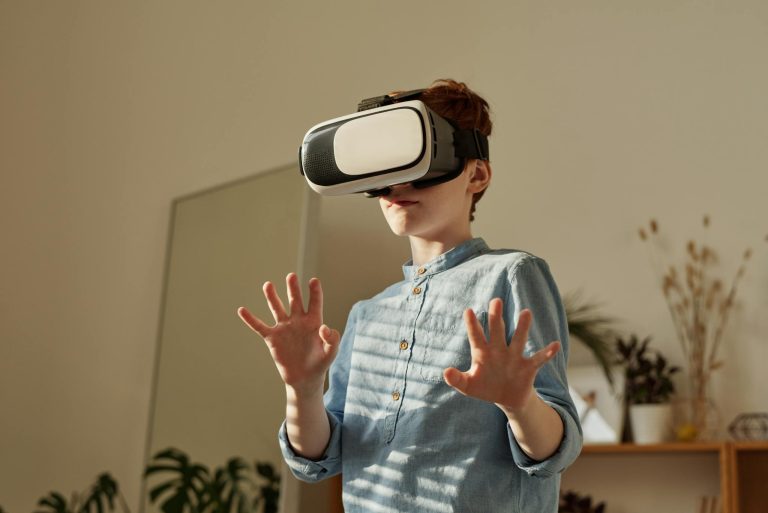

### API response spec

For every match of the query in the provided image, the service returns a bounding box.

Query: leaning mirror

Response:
[142,164,315,513]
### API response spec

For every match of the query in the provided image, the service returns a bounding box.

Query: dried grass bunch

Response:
[638,215,766,435]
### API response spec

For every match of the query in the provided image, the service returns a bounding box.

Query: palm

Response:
[263,310,327,384]
[444,300,560,411]
[238,273,340,391]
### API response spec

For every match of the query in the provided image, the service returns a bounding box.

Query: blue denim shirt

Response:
[279,238,582,512]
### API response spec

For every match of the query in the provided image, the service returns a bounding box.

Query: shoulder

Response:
[349,279,407,318]
[474,248,553,281]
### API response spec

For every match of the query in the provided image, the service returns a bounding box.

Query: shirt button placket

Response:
[386,267,427,443]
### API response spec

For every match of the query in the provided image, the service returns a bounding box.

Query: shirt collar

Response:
[402,237,489,280]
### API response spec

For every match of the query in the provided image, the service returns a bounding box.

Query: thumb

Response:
[443,367,469,395]
[318,324,341,356]
[529,341,561,369]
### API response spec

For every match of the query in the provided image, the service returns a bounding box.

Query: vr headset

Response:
[298,89,489,197]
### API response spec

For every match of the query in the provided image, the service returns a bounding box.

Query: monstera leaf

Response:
[254,463,280,513]
[34,473,125,513]
[559,490,606,513]
[35,492,74,513]
[206,457,252,513]
[24,449,278,513]
[80,473,120,513]
[145,448,210,513]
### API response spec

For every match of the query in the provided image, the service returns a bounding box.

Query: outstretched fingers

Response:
[510,309,533,353]
[528,341,561,368]
[443,367,470,395]
[237,306,271,338]
[263,281,288,322]
[463,308,487,349]
[318,324,341,358]
[487,298,507,347]
[307,277,324,319]
[285,273,305,315]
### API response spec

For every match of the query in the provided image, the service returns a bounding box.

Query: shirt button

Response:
[417,267,426,275]
[412,286,422,295]
[392,391,401,401]
[399,340,409,350]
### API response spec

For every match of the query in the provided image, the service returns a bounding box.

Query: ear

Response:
[466,160,492,194]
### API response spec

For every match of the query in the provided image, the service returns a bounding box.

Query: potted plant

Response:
[559,490,606,513]
[2,448,280,513]
[32,473,128,513]
[564,292,620,388]
[616,335,680,444]
[144,448,280,513]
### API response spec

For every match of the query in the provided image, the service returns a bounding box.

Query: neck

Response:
[408,230,474,266]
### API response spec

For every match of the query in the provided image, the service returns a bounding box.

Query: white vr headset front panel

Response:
[300,100,461,196]
[334,107,427,176]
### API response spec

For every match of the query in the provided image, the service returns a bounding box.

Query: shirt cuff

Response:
[278,410,342,482]
[507,401,583,478]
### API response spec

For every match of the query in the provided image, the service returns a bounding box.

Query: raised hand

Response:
[443,298,561,412]
[237,273,340,394]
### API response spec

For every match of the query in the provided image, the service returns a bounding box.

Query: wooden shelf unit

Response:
[578,441,768,513]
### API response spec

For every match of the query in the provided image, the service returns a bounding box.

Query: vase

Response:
[672,368,720,441]
[629,403,673,444]
[672,394,720,442]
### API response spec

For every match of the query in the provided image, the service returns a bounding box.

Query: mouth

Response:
[386,199,419,208]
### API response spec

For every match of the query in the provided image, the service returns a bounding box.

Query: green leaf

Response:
[148,481,181,504]
[255,463,276,480]
[563,292,620,388]
[158,492,186,513]
[145,447,212,513]
[36,492,70,513]
[145,465,183,477]
[79,472,120,513]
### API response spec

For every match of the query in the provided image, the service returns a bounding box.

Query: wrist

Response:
[497,388,538,419]
[285,381,325,403]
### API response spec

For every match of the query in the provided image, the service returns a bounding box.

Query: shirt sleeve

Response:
[504,256,583,478]
[277,302,360,482]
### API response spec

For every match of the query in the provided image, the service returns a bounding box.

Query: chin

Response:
[383,218,418,237]
[386,224,411,237]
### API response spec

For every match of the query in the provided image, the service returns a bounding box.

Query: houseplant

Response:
[144,448,280,513]
[563,292,620,388]
[1,448,279,513]
[559,490,606,513]
[616,334,679,443]
[32,473,128,513]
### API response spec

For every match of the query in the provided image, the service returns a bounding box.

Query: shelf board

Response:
[732,440,768,451]
[581,442,724,454]
[576,440,768,513]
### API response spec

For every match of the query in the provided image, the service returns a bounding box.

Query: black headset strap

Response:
[453,128,489,161]
[357,89,426,112]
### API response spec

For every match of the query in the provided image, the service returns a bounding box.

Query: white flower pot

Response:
[629,403,673,444]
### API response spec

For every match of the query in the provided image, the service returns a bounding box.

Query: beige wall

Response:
[1,1,767,512]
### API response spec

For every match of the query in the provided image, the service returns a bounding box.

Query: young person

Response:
[238,80,582,512]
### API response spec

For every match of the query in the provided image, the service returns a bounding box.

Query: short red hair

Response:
[419,79,492,221]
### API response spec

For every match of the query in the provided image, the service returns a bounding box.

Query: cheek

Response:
[378,202,397,224]
[379,199,387,215]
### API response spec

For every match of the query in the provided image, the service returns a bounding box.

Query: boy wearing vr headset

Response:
[238,80,582,512]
